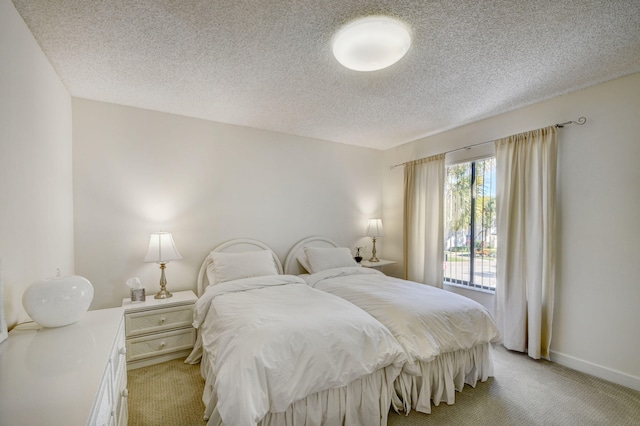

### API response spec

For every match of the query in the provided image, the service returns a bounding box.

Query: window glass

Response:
[444,157,497,291]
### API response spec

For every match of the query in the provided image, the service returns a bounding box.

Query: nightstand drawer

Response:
[126,328,196,362]
[125,305,193,337]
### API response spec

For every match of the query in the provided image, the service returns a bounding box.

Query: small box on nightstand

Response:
[130,288,146,302]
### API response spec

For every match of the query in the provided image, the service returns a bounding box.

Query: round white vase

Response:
[22,275,94,328]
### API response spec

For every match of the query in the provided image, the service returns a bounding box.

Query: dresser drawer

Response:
[125,305,193,338]
[126,328,196,362]
[110,319,127,377]
[90,365,114,426]
[108,317,128,425]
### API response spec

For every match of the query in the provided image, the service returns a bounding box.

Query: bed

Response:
[283,236,501,415]
[185,238,407,426]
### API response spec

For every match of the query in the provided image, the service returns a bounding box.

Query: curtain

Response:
[495,126,557,360]
[403,154,445,287]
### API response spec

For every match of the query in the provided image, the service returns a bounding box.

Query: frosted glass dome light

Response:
[332,16,411,72]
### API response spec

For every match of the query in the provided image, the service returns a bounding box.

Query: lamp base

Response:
[154,262,173,299]
[154,289,173,299]
[368,236,380,262]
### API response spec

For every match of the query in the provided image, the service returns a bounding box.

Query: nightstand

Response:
[122,290,197,369]
[361,259,397,270]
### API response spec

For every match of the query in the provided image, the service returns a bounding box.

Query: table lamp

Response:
[366,218,385,262]
[144,232,182,299]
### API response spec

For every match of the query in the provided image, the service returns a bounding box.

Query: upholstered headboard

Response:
[283,236,339,275]
[196,238,283,296]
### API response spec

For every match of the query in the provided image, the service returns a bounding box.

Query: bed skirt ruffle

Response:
[198,350,397,426]
[392,343,494,414]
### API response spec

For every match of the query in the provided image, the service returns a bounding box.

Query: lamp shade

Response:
[144,232,182,263]
[366,219,385,237]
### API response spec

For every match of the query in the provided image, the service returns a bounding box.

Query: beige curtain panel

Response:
[403,154,445,287]
[495,126,558,360]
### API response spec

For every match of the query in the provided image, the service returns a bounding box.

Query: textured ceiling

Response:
[12,0,640,150]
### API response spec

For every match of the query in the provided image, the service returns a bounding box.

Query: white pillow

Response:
[303,246,358,274]
[206,250,278,285]
[296,254,313,273]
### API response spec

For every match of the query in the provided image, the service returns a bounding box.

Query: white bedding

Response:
[304,267,501,412]
[189,274,406,426]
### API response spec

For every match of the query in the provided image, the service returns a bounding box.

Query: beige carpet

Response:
[128,358,206,426]
[128,346,640,425]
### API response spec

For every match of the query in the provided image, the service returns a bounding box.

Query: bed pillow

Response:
[296,254,313,273]
[303,246,358,274]
[206,250,278,285]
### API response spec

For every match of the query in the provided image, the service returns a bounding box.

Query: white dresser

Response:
[0,307,127,426]
[122,290,197,370]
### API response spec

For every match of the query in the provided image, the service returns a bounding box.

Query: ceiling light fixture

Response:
[332,16,411,72]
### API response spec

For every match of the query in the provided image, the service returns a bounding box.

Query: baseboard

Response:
[549,350,640,392]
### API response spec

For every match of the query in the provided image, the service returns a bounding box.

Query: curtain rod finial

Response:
[556,116,587,128]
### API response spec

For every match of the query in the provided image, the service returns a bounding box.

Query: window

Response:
[444,157,497,291]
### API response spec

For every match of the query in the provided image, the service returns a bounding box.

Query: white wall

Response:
[0,0,74,327]
[72,98,383,309]
[383,73,640,390]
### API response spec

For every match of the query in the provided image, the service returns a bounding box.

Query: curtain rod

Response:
[389,116,587,170]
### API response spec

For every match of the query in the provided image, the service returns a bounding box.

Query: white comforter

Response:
[192,274,406,426]
[305,268,500,374]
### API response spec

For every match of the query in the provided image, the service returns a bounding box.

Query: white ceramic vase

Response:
[22,275,94,328]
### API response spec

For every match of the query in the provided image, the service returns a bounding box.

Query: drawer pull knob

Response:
[160,341,166,348]
[159,317,166,323]
[119,347,127,355]
[122,389,129,398]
